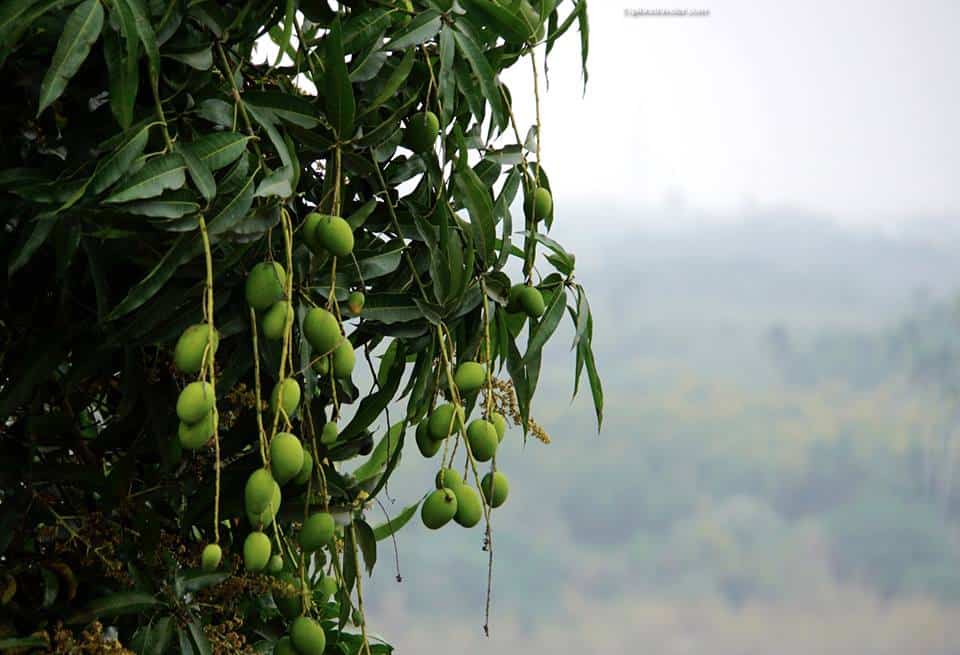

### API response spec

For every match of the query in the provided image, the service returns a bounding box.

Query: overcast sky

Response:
[502,0,960,226]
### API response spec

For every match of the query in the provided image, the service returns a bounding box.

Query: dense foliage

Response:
[0,0,598,652]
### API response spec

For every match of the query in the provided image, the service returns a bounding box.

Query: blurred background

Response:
[358,1,960,652]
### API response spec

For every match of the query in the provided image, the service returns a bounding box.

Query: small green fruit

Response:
[435,467,463,490]
[178,410,216,450]
[315,215,354,257]
[302,212,325,252]
[421,487,458,529]
[318,574,338,599]
[176,381,215,424]
[347,291,365,315]
[290,616,326,655]
[312,355,330,375]
[416,420,441,457]
[246,262,286,311]
[267,554,284,575]
[467,419,498,462]
[491,412,507,443]
[507,284,526,313]
[481,471,509,508]
[332,340,355,378]
[270,378,301,419]
[248,480,282,528]
[453,485,483,528]
[299,513,335,552]
[428,403,463,441]
[524,186,553,222]
[518,286,545,318]
[270,432,304,485]
[245,468,276,515]
[405,111,440,153]
[243,531,272,572]
[352,608,364,626]
[201,543,222,572]
[321,421,338,445]
[274,635,297,655]
[303,308,341,355]
[293,450,313,485]
[174,324,219,374]
[261,301,293,341]
[454,361,486,393]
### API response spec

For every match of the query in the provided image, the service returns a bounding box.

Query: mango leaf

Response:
[141,616,174,655]
[121,0,160,94]
[8,211,57,275]
[184,132,250,171]
[523,285,565,365]
[352,422,404,483]
[177,145,216,202]
[355,519,377,575]
[245,91,319,129]
[67,591,165,625]
[324,18,355,138]
[385,10,441,51]
[371,500,421,541]
[37,0,104,115]
[454,156,495,264]
[126,190,200,218]
[451,25,506,131]
[361,48,415,115]
[106,232,202,319]
[105,154,187,204]
[208,173,256,235]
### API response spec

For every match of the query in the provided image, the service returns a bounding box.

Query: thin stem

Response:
[197,214,221,543]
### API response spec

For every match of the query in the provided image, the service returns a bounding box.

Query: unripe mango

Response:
[453,485,483,528]
[347,291,365,315]
[290,616,326,655]
[421,487,458,529]
[320,421,338,445]
[293,449,313,485]
[176,381,215,424]
[267,554,284,575]
[299,512,335,552]
[315,215,354,257]
[246,262,286,311]
[454,361,486,393]
[303,307,341,355]
[201,543,222,572]
[248,480,282,528]
[405,111,440,153]
[416,420,441,457]
[481,471,509,508]
[245,468,276,515]
[467,419,498,462]
[261,301,292,341]
[523,186,553,222]
[243,531,272,572]
[270,432,304,485]
[270,378,301,419]
[302,212,325,253]
[318,574,338,599]
[174,324,219,374]
[178,410,216,450]
[435,467,463,490]
[312,354,330,375]
[518,286,545,318]
[428,403,463,441]
[491,411,507,443]
[274,636,297,655]
[332,340,355,378]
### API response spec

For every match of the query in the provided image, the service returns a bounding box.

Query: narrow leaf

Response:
[37,0,104,115]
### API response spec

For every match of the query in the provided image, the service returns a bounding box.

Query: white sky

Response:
[501,0,960,225]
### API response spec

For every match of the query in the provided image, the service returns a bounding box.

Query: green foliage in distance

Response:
[0,0,597,652]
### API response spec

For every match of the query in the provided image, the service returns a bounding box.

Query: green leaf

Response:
[325,18,356,138]
[340,342,406,442]
[523,285,565,364]
[371,500,421,540]
[438,25,456,124]
[208,172,256,235]
[184,132,250,171]
[254,166,293,199]
[105,154,187,204]
[245,91,320,129]
[177,569,230,593]
[103,1,139,129]
[454,157,495,264]
[177,145,216,202]
[458,0,534,43]
[353,422,404,483]
[361,48,415,115]
[450,24,506,131]
[67,591,165,625]
[121,0,160,94]
[8,211,57,275]
[361,293,423,324]
[142,616,174,655]
[581,333,603,428]
[355,519,377,576]
[577,0,590,88]
[37,0,104,115]
[126,190,200,218]
[0,637,49,649]
[386,11,441,51]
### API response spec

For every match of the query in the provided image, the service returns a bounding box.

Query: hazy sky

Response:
[502,0,960,225]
